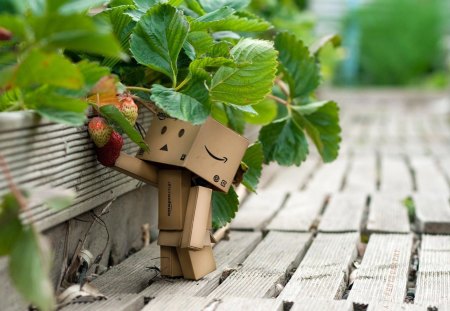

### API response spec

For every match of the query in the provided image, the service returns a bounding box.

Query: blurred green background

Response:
[251,0,450,88]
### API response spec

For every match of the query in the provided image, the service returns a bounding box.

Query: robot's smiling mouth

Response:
[204,146,227,163]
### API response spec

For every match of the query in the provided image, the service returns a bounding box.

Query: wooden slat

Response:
[267,159,318,192]
[290,299,353,311]
[0,111,153,231]
[367,302,427,311]
[90,243,160,296]
[367,194,410,233]
[267,192,326,232]
[278,233,358,301]
[318,193,366,232]
[348,234,413,304]
[214,297,283,311]
[380,156,413,194]
[208,232,311,298]
[413,194,450,234]
[410,156,449,195]
[142,295,211,311]
[305,158,348,194]
[140,231,262,297]
[343,155,377,193]
[415,235,450,306]
[230,191,287,230]
[61,294,144,311]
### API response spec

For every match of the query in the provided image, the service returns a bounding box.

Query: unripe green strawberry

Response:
[118,95,138,126]
[96,131,123,167]
[88,117,112,147]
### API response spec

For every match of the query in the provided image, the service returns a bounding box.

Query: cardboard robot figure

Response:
[113,113,249,280]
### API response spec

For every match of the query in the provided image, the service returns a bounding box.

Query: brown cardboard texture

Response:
[177,246,216,280]
[158,230,211,247]
[158,170,191,230]
[138,115,249,192]
[113,152,158,186]
[160,246,183,277]
[181,186,212,250]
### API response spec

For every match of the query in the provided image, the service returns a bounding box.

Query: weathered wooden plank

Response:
[343,155,377,193]
[230,191,287,230]
[410,156,449,195]
[305,158,348,194]
[214,297,283,311]
[267,192,325,232]
[413,194,450,234]
[379,156,413,194]
[348,234,413,304]
[61,294,144,311]
[89,243,160,296]
[415,235,450,306]
[290,299,353,311]
[208,231,312,298]
[318,193,366,232]
[140,231,262,297]
[142,295,211,311]
[367,194,410,233]
[367,302,426,311]
[267,159,318,192]
[278,233,358,301]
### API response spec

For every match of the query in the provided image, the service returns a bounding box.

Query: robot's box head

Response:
[137,113,249,192]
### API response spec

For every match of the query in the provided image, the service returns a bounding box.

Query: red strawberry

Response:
[118,95,138,126]
[96,131,123,167]
[88,117,112,147]
[0,28,12,41]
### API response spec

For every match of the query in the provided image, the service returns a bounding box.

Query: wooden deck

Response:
[65,91,450,310]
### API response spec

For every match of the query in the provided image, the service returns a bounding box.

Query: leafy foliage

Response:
[212,187,239,228]
[241,142,264,192]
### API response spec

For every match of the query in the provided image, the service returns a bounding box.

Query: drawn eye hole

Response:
[161,126,167,135]
[178,129,185,137]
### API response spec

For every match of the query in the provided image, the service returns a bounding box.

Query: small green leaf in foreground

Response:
[0,194,22,255]
[9,227,54,311]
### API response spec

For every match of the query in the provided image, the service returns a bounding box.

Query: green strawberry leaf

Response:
[10,227,55,311]
[195,6,235,22]
[99,104,149,151]
[0,194,22,255]
[198,0,250,12]
[189,57,234,78]
[24,86,88,126]
[275,32,320,100]
[243,99,277,125]
[190,13,270,32]
[77,60,110,90]
[15,50,84,90]
[130,4,189,85]
[31,14,125,59]
[310,33,341,56]
[150,84,210,125]
[292,101,341,162]
[210,38,277,106]
[259,117,309,166]
[212,187,239,229]
[187,31,215,57]
[242,142,263,192]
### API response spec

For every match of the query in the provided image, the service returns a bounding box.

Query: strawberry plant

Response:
[1,0,341,307]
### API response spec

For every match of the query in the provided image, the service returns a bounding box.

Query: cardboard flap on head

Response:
[184,117,249,192]
[112,153,158,186]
